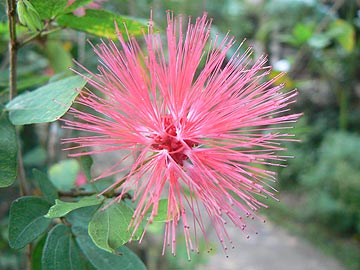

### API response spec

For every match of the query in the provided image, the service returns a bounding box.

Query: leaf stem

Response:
[19,26,63,48]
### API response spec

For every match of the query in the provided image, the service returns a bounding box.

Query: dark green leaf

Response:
[42,224,84,270]
[56,10,147,39]
[32,169,58,203]
[31,235,46,270]
[48,159,80,190]
[9,196,51,249]
[30,0,68,20]
[77,233,146,270]
[45,195,103,218]
[5,76,86,125]
[88,201,141,253]
[0,111,17,187]
[79,155,93,181]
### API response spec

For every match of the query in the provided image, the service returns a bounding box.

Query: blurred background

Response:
[0,0,359,269]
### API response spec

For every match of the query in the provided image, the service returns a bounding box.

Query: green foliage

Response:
[42,224,84,270]
[48,159,80,190]
[0,111,18,187]
[17,0,43,31]
[301,132,360,235]
[67,206,147,270]
[88,201,141,253]
[45,195,103,218]
[56,10,147,39]
[32,169,59,203]
[8,197,52,249]
[29,0,68,20]
[5,76,86,125]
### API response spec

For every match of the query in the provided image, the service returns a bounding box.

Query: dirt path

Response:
[196,219,344,270]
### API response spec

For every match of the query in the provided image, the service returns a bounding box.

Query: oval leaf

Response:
[45,195,103,218]
[5,76,86,125]
[0,111,18,187]
[88,202,141,253]
[66,207,146,269]
[9,196,51,249]
[76,234,146,270]
[42,224,84,270]
[32,169,58,203]
[56,10,147,39]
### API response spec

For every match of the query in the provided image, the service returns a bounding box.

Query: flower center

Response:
[151,116,196,165]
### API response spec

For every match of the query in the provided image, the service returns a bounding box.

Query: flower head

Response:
[63,13,301,257]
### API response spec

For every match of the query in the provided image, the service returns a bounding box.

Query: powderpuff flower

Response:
[63,13,301,258]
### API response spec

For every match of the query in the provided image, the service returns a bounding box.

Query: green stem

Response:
[20,26,63,47]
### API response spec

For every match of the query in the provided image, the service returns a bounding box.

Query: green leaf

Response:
[56,10,147,39]
[0,111,18,187]
[48,159,80,190]
[30,0,68,20]
[45,195,103,218]
[292,23,314,46]
[42,224,84,270]
[88,201,141,253]
[76,234,147,270]
[32,169,58,203]
[45,40,73,74]
[9,196,52,249]
[79,155,93,181]
[328,19,355,53]
[66,205,99,235]
[67,207,146,270]
[5,76,86,125]
[32,235,46,270]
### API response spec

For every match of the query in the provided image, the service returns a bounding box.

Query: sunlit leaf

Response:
[56,10,147,39]
[45,195,103,218]
[88,201,141,253]
[30,0,68,19]
[5,76,86,125]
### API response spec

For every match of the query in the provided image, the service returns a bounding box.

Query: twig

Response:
[58,190,133,200]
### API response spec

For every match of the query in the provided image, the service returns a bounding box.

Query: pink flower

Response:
[63,13,301,257]
[67,0,106,17]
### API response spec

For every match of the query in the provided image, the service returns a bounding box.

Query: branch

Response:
[58,190,133,200]
[7,0,17,100]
